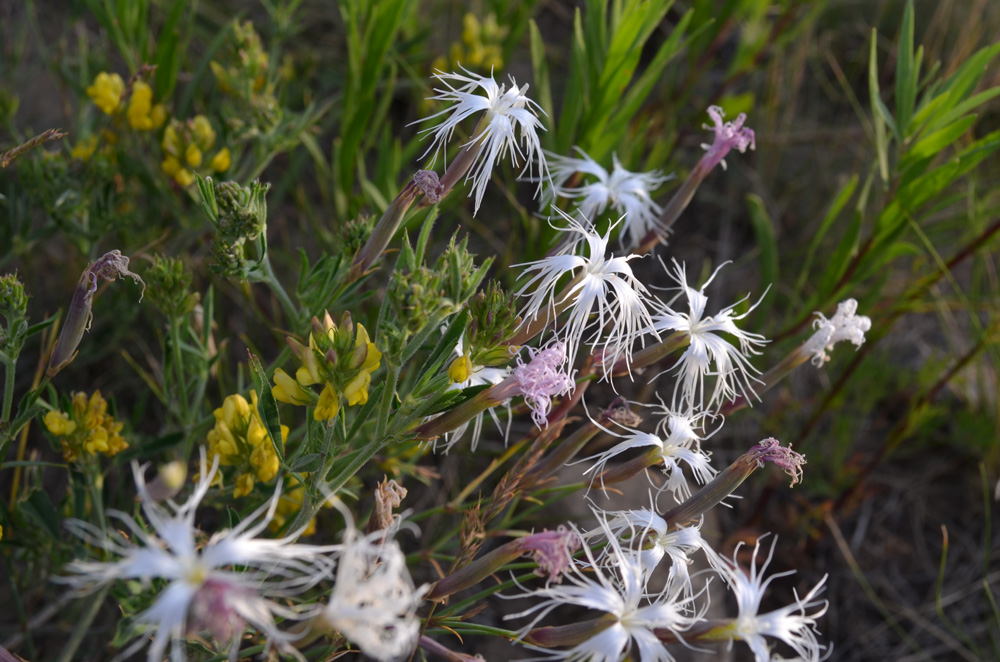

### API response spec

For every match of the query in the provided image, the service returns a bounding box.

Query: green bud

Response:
[0,272,28,358]
[467,281,520,366]
[215,179,269,240]
[144,255,198,318]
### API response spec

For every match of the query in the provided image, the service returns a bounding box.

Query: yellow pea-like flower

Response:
[315,383,340,421]
[86,72,125,115]
[209,147,231,172]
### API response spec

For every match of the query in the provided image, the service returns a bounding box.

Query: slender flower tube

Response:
[583,411,716,500]
[48,250,145,377]
[720,299,871,416]
[508,512,697,661]
[635,106,755,254]
[662,438,805,527]
[413,340,574,439]
[428,526,582,601]
[349,177,423,281]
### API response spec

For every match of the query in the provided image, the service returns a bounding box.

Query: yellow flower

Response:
[127,80,155,130]
[209,147,231,172]
[150,104,168,129]
[191,115,216,150]
[448,354,473,383]
[344,370,371,406]
[71,135,98,161]
[206,391,287,497]
[315,383,340,421]
[185,143,203,168]
[162,156,181,176]
[174,168,195,187]
[234,473,255,498]
[44,410,77,436]
[46,390,127,461]
[86,72,124,115]
[272,367,312,405]
[162,124,181,156]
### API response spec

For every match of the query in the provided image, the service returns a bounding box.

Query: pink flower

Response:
[699,105,755,172]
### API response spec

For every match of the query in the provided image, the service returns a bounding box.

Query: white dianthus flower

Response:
[415,68,549,215]
[545,148,673,249]
[650,259,767,413]
[60,451,335,662]
[718,537,828,662]
[515,210,656,372]
[507,510,697,662]
[320,525,427,662]
[803,298,871,366]
[581,412,716,501]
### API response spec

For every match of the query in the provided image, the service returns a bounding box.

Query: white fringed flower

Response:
[515,210,656,372]
[545,148,672,249]
[320,527,426,662]
[651,259,767,413]
[718,537,828,662]
[593,508,723,595]
[60,452,335,662]
[803,298,871,366]
[507,512,696,662]
[416,68,549,215]
[581,413,716,501]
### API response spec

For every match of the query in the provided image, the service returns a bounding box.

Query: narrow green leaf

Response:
[796,174,859,295]
[415,308,470,387]
[248,352,286,467]
[22,490,61,539]
[746,194,779,296]
[869,29,890,184]
[895,0,916,135]
[904,115,976,164]
[529,20,554,125]
[556,9,588,152]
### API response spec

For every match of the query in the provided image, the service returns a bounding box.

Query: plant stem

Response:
[257,254,299,325]
[1,356,14,423]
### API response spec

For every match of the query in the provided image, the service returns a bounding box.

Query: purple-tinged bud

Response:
[48,250,144,377]
[418,635,484,662]
[427,525,580,601]
[311,315,324,337]
[413,170,444,204]
[699,105,755,172]
[663,437,804,527]
[747,437,806,487]
[325,347,339,366]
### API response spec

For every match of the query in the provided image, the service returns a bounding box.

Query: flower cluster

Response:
[275,311,382,422]
[205,391,286,497]
[161,115,231,187]
[43,390,128,462]
[85,72,125,115]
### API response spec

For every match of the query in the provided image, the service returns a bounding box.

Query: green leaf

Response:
[796,174,859,296]
[529,20,554,125]
[151,0,186,100]
[745,194,779,301]
[414,308,470,387]
[22,489,61,539]
[556,9,588,153]
[248,352,286,467]
[869,29,891,184]
[902,115,976,166]
[895,0,916,135]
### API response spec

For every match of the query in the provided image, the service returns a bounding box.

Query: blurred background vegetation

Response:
[1,0,998,659]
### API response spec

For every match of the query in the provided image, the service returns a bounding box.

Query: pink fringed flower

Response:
[699,105,755,172]
[512,341,576,427]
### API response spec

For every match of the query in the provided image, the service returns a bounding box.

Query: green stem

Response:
[257,252,299,325]
[376,363,400,441]
[1,356,14,423]
[54,584,110,662]
[169,318,191,438]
